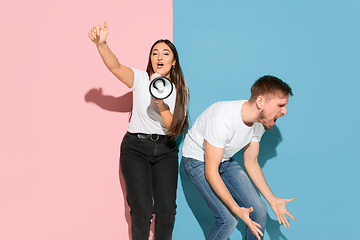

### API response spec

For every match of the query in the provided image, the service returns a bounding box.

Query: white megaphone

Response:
[149,72,173,100]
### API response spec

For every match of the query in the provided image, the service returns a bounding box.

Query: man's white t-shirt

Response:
[127,68,176,135]
[182,100,265,162]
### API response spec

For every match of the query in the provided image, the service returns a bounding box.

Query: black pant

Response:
[120,132,179,240]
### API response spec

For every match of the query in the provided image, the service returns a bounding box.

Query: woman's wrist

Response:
[158,102,170,112]
[97,41,107,47]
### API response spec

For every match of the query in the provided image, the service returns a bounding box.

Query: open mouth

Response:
[273,114,284,124]
[157,63,164,68]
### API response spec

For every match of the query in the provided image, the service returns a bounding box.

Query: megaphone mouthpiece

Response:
[151,72,162,81]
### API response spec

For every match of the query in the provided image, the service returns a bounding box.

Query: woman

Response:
[88,21,189,240]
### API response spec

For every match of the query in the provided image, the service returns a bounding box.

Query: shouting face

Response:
[150,42,175,79]
[258,94,289,130]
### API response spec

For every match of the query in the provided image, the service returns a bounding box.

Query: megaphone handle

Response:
[153,79,166,90]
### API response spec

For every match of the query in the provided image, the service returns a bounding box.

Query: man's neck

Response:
[241,101,259,127]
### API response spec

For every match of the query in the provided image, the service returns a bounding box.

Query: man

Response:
[182,75,295,240]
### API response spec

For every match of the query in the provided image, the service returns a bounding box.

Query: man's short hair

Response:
[249,75,293,102]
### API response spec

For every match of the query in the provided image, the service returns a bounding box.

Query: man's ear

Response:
[256,95,264,110]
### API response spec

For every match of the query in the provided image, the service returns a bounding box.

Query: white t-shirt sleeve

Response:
[131,68,148,91]
[204,116,232,149]
[251,123,265,142]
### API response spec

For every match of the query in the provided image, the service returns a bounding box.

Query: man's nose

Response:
[282,107,287,115]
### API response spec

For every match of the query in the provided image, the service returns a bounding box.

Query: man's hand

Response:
[234,206,263,240]
[269,197,295,228]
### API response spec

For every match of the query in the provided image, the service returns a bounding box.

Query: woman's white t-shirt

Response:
[127,68,176,135]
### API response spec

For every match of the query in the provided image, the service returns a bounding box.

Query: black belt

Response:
[127,132,168,141]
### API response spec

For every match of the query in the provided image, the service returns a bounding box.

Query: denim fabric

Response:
[183,157,267,240]
[120,132,179,240]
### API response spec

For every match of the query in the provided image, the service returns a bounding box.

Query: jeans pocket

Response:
[164,139,179,152]
[183,157,205,177]
[120,133,141,154]
[123,132,140,143]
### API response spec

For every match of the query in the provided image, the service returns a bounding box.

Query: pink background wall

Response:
[0,1,172,239]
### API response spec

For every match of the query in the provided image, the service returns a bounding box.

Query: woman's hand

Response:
[234,206,263,240]
[153,98,173,130]
[154,98,169,113]
[88,21,108,46]
[269,197,295,228]
[153,98,165,108]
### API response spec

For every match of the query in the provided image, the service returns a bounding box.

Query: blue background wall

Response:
[172,1,360,239]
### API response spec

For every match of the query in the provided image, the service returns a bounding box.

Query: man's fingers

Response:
[287,212,295,221]
[282,218,288,228]
[287,197,295,203]
[285,220,291,228]
[251,228,260,240]
[278,214,293,228]
[253,224,263,236]
[253,221,261,229]
[278,212,295,228]
[276,214,281,225]
[278,214,287,227]
[104,21,108,29]
[250,223,263,240]
[282,217,290,228]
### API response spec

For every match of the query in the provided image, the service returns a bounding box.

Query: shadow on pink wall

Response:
[85,88,133,237]
[85,88,133,113]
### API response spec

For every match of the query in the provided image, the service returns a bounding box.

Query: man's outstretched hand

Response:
[270,197,295,228]
[234,206,264,240]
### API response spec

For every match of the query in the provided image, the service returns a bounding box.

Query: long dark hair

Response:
[146,39,189,137]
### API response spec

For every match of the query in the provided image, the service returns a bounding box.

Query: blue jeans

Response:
[183,157,267,240]
[120,132,179,240]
